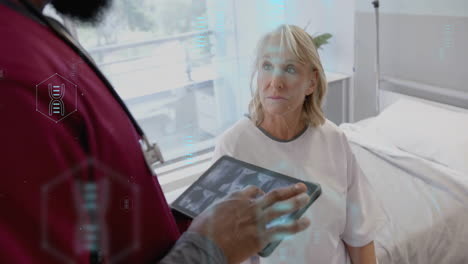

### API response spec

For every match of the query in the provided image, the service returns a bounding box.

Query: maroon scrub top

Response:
[0,3,189,263]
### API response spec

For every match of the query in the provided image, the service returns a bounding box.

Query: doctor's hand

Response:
[188,183,311,264]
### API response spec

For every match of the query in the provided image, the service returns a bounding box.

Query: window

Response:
[57,0,241,164]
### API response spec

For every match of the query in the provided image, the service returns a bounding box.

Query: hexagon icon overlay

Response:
[36,73,78,123]
[41,158,140,264]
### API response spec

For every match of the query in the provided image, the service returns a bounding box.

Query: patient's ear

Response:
[306,70,318,96]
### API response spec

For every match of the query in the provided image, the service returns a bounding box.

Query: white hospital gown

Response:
[212,118,384,264]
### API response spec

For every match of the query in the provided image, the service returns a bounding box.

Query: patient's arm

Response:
[344,241,377,264]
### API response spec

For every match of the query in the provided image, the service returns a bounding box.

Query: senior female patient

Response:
[212,24,382,264]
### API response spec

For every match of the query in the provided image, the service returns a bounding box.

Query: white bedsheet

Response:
[340,121,468,264]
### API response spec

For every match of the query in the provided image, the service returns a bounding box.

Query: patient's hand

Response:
[189,183,311,264]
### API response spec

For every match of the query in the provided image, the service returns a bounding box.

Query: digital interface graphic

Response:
[183,134,195,164]
[73,181,106,254]
[48,83,66,116]
[36,73,78,123]
[439,24,453,61]
[41,158,140,263]
[68,58,84,80]
[120,196,133,212]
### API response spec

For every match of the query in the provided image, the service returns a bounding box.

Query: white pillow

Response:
[373,98,468,175]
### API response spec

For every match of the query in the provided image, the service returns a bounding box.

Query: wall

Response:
[286,0,355,75]
[354,0,468,120]
[230,0,356,119]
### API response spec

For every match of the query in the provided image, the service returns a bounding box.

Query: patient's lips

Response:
[267,95,287,100]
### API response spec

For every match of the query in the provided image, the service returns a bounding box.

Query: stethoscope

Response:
[17,0,165,170]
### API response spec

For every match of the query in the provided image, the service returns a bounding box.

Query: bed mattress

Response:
[341,121,468,264]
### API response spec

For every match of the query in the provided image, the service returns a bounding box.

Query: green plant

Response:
[312,33,332,50]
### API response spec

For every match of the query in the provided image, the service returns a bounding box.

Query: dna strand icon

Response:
[48,83,66,116]
[74,180,109,258]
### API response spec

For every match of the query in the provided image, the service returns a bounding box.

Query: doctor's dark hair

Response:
[248,24,327,127]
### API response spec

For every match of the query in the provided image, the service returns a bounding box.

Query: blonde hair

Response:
[248,24,327,127]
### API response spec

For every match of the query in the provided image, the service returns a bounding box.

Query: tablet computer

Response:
[171,155,321,257]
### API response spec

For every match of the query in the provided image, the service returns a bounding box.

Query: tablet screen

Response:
[172,156,317,218]
[171,155,321,257]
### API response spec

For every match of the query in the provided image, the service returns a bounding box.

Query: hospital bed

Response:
[340,24,468,261]
[340,86,468,263]
[340,4,468,262]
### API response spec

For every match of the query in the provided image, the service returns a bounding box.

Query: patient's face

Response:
[257,38,314,119]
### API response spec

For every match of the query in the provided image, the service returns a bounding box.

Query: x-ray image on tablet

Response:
[171,155,322,257]
[218,168,275,193]
[177,186,216,215]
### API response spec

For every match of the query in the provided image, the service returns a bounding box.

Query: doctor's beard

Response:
[50,0,112,25]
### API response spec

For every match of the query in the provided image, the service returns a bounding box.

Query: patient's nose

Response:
[270,74,284,90]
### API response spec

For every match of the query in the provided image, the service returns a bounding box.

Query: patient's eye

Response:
[262,62,273,71]
[286,65,297,74]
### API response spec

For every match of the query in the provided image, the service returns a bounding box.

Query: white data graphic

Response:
[48,83,66,116]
